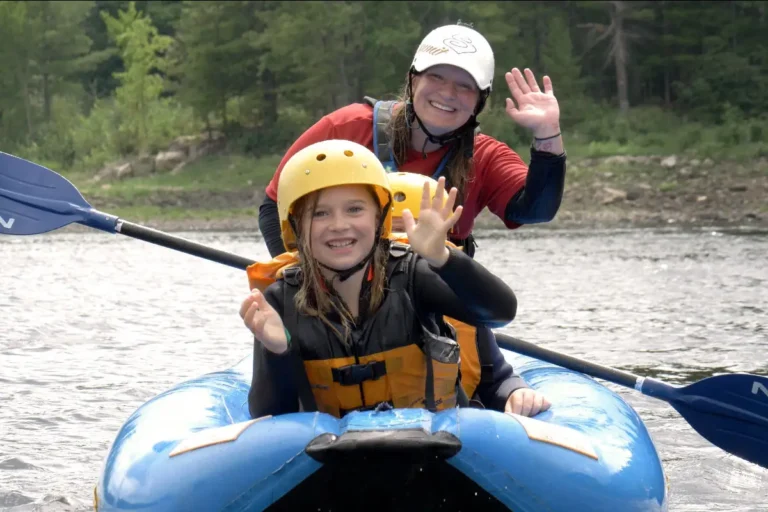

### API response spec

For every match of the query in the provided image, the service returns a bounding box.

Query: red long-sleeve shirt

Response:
[265,103,530,239]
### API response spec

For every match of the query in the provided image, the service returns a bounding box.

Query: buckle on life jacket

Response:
[389,241,410,259]
[332,360,388,386]
[282,266,302,286]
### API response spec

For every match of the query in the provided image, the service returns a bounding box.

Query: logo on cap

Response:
[443,35,477,55]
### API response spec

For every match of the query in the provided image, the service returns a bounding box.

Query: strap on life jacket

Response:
[279,266,320,413]
[364,96,454,179]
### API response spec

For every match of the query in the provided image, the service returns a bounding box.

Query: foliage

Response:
[1,0,766,172]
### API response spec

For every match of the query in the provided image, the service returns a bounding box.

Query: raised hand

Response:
[401,176,463,268]
[504,67,561,139]
[239,289,288,354]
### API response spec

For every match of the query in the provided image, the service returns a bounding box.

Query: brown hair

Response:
[385,80,476,206]
[289,186,389,343]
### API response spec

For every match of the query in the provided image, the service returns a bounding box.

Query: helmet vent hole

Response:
[316,154,326,161]
[344,150,354,157]
[394,192,406,203]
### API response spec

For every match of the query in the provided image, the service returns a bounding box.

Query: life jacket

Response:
[246,240,492,403]
[388,235,494,400]
[246,250,300,292]
[251,243,464,418]
[363,96,478,257]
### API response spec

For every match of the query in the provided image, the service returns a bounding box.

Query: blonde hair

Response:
[290,186,389,343]
[386,80,476,206]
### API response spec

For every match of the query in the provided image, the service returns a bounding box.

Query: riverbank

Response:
[65,152,768,232]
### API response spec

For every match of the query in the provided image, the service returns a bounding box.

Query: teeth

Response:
[328,240,354,248]
[430,101,455,112]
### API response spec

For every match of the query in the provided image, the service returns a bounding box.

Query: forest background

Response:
[1,1,765,228]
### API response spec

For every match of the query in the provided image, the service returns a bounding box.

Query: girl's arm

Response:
[412,247,516,328]
[247,283,302,418]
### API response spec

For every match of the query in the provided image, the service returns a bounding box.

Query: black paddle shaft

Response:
[118,221,255,271]
[495,333,640,389]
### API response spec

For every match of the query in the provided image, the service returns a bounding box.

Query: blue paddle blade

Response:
[644,373,768,468]
[677,373,768,468]
[0,152,117,235]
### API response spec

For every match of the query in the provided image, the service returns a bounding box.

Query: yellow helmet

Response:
[277,140,393,251]
[388,172,443,219]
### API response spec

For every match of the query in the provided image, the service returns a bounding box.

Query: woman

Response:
[259,23,566,258]
[240,140,549,419]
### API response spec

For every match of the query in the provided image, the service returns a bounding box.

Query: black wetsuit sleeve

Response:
[258,196,287,258]
[412,248,517,327]
[504,149,566,224]
[247,283,301,418]
[475,327,529,411]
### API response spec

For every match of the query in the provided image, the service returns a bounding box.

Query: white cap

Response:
[410,24,495,91]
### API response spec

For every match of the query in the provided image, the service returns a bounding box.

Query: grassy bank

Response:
[64,149,768,232]
[68,153,280,224]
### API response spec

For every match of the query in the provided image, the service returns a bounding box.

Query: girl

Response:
[241,140,547,419]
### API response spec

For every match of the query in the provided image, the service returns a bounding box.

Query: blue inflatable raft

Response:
[94,349,668,511]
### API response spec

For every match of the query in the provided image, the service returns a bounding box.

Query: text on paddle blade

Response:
[0,216,15,229]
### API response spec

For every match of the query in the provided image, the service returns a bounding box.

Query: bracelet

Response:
[533,132,561,141]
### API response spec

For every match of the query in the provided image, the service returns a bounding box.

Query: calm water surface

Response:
[1,227,766,511]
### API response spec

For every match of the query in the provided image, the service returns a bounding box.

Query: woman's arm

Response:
[475,138,566,229]
[504,149,566,224]
[474,327,529,411]
[412,247,517,328]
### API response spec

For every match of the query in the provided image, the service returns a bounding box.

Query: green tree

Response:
[174,1,262,132]
[257,2,367,115]
[0,2,41,143]
[33,1,95,122]
[102,1,173,153]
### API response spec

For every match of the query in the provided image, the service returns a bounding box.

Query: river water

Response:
[1,227,767,511]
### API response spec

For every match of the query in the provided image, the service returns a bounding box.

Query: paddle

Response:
[3,152,768,469]
[0,152,253,270]
[494,333,768,469]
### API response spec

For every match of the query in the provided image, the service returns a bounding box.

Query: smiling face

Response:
[411,64,480,135]
[302,185,380,271]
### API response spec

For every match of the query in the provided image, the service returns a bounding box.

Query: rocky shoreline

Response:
[77,149,768,233]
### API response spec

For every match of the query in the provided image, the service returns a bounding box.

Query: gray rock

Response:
[155,150,186,172]
[660,155,678,168]
[116,162,133,180]
[600,187,628,205]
